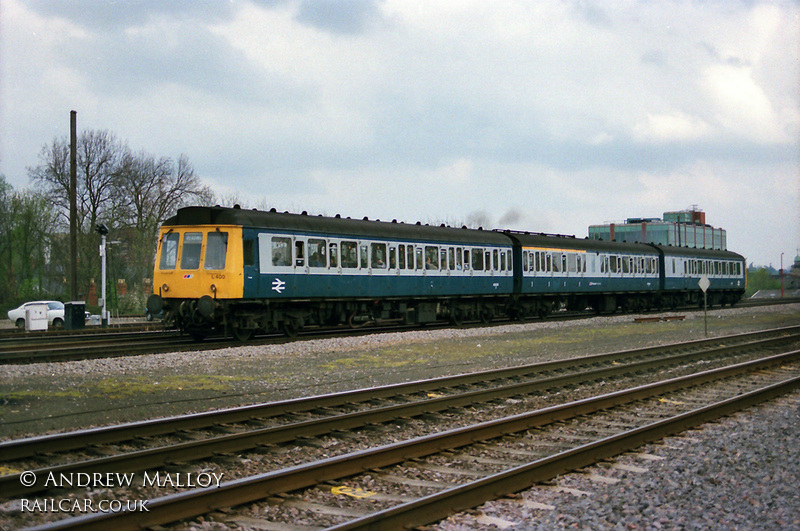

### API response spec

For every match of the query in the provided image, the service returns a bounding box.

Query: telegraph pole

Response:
[69,111,78,301]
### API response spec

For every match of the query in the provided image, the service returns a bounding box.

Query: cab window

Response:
[204,232,228,270]
[159,232,180,270]
[181,232,203,270]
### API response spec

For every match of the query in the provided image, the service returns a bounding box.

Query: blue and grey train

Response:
[146,206,746,340]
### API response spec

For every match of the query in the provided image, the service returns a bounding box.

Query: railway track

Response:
[0,330,200,363]
[2,299,797,364]
[3,327,799,529]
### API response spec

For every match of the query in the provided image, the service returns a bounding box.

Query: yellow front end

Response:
[153,225,244,301]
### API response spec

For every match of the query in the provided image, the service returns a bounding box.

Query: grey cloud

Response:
[295,0,384,35]
[24,0,239,30]
[570,0,612,27]
[640,50,667,67]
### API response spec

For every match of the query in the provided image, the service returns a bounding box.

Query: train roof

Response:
[507,231,660,255]
[653,244,745,261]
[164,206,512,246]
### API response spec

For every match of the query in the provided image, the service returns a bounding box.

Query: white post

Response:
[100,234,108,328]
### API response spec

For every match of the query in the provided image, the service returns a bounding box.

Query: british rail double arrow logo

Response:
[271,278,286,293]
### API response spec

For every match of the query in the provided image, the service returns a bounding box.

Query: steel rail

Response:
[4,325,797,461]
[329,375,800,530]
[26,349,800,531]
[5,330,790,498]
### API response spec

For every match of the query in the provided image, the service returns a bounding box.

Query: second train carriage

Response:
[148,205,747,340]
[505,232,662,316]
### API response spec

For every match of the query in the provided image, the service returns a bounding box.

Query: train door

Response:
[242,230,259,298]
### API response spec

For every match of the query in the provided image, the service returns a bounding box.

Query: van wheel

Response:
[15,318,25,329]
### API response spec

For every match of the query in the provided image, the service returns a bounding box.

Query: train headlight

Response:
[162,283,170,292]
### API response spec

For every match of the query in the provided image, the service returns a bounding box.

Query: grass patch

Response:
[90,374,241,399]
[1,388,84,401]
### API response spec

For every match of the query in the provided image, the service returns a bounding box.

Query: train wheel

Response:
[282,319,299,337]
[232,326,254,342]
[450,308,465,327]
[479,307,494,324]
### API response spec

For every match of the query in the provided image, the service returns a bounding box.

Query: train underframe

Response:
[151,288,743,341]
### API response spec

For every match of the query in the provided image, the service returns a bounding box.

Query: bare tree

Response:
[29,130,123,233]
[27,129,212,302]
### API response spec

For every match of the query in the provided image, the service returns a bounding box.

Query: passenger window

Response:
[360,245,368,268]
[341,241,358,268]
[449,248,455,270]
[308,238,326,268]
[180,232,203,270]
[272,237,292,266]
[568,254,577,273]
[371,243,387,269]
[492,250,499,271]
[440,248,447,270]
[423,246,437,269]
[204,231,228,270]
[470,248,480,270]
[408,246,415,269]
[463,249,470,270]
[389,247,397,269]
[398,245,406,269]
[416,248,423,270]
[455,248,463,270]
[472,248,484,270]
[500,251,506,271]
[329,243,338,268]
[159,232,180,270]
[522,251,529,272]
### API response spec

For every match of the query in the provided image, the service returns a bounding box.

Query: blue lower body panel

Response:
[248,272,513,300]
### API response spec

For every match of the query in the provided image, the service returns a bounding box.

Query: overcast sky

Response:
[1,0,798,267]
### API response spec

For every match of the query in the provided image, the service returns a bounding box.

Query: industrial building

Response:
[588,208,727,250]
